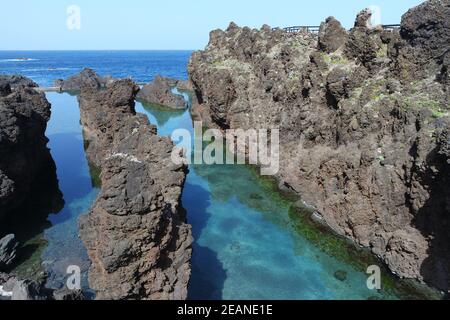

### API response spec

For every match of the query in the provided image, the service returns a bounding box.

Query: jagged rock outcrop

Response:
[137,76,187,109]
[0,235,18,270]
[318,17,348,53]
[54,68,114,91]
[189,0,450,292]
[78,79,192,300]
[177,80,194,92]
[0,75,38,90]
[398,0,450,81]
[52,288,85,301]
[0,76,61,221]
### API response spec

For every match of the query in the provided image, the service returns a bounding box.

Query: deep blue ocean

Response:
[0,51,426,300]
[0,51,191,86]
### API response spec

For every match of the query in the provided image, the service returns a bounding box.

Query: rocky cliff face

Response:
[189,0,450,292]
[0,76,61,221]
[78,79,192,300]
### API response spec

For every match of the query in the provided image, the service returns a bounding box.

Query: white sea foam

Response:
[21,67,74,72]
[0,58,39,62]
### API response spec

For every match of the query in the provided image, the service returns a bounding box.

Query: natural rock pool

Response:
[135,95,431,300]
[4,91,436,300]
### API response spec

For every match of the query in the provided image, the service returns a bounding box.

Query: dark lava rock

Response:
[54,68,108,91]
[0,81,11,97]
[0,75,38,89]
[395,0,450,81]
[354,8,373,28]
[0,76,62,220]
[0,234,18,270]
[334,270,348,282]
[318,17,348,53]
[53,288,85,300]
[78,79,192,300]
[137,75,187,109]
[189,0,450,292]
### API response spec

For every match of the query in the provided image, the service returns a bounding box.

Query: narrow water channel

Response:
[135,98,410,300]
[4,91,433,300]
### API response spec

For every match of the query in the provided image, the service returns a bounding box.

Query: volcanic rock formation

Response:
[0,75,38,90]
[54,68,114,91]
[0,235,18,270]
[137,76,187,109]
[78,79,192,300]
[188,0,450,292]
[0,76,62,221]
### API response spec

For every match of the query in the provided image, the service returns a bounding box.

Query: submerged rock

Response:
[334,270,348,282]
[0,235,18,270]
[189,0,450,292]
[78,79,192,300]
[137,76,187,109]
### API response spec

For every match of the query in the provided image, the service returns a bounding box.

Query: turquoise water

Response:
[1,51,426,300]
[135,100,399,300]
[43,92,99,294]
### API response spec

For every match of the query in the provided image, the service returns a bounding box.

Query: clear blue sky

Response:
[0,0,425,50]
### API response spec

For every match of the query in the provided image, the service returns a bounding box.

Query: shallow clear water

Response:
[43,92,100,294]
[135,100,399,300]
[0,91,98,296]
[1,51,425,300]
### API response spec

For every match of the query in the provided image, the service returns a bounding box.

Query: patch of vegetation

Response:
[365,78,388,103]
[376,43,388,58]
[88,162,102,188]
[400,95,448,118]
[10,235,48,282]
[213,59,224,67]
[432,110,448,119]
[287,72,300,82]
[288,205,442,300]
[320,52,349,66]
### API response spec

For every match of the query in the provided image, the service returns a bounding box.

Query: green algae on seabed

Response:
[243,165,443,300]
[144,89,443,300]
[9,235,48,283]
[289,206,442,300]
[88,162,102,188]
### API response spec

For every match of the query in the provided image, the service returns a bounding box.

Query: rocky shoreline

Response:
[0,0,448,300]
[0,76,74,300]
[78,79,192,300]
[188,0,450,293]
[0,76,57,220]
